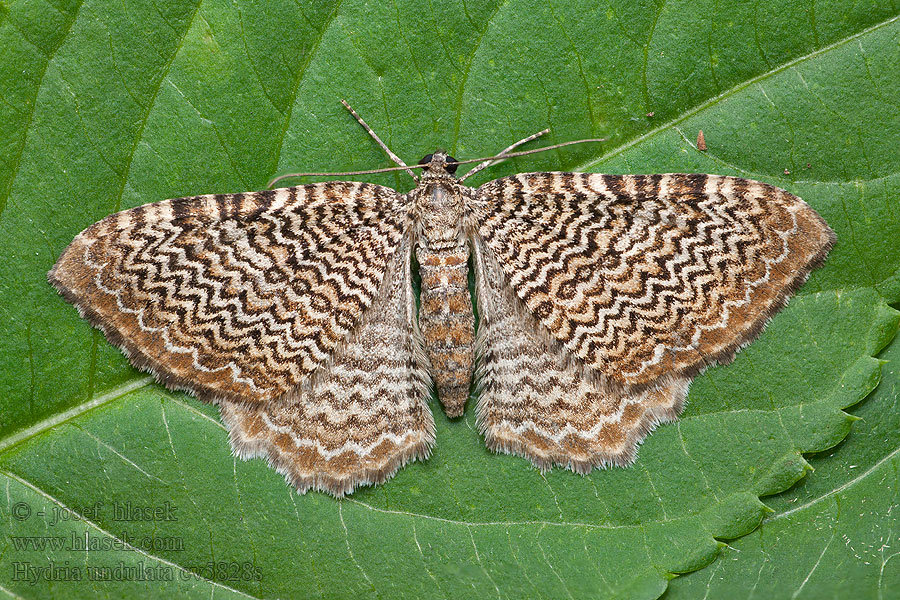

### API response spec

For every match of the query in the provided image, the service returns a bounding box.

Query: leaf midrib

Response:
[1,469,259,599]
[0,376,152,453]
[580,13,900,178]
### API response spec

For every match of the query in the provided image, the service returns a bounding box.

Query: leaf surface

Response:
[1,1,898,597]
[667,329,900,599]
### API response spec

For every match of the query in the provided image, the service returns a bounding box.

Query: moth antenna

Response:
[341,100,419,183]
[268,164,426,189]
[460,128,550,182]
[454,137,607,180]
[267,134,607,188]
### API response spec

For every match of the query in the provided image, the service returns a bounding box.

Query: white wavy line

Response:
[259,412,422,459]
[296,395,419,422]
[84,239,267,393]
[624,197,801,375]
[490,395,648,443]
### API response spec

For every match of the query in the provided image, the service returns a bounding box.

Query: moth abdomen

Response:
[416,242,474,417]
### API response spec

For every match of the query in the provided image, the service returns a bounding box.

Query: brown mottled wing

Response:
[49,183,407,405]
[473,237,689,470]
[475,173,835,389]
[220,238,434,496]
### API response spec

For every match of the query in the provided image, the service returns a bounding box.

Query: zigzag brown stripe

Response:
[222,239,434,496]
[49,183,406,405]
[476,172,835,389]
[473,238,689,470]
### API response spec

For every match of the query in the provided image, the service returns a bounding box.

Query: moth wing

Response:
[221,238,434,496]
[49,183,407,405]
[475,173,835,389]
[473,237,688,470]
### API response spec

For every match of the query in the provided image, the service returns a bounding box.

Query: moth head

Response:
[418,151,459,178]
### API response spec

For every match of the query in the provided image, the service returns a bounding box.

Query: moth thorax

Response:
[417,182,466,248]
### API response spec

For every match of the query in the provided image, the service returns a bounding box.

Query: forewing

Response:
[49,183,407,405]
[473,237,688,471]
[475,173,835,388]
[221,238,434,496]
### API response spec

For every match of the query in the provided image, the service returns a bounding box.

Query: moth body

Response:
[411,151,474,417]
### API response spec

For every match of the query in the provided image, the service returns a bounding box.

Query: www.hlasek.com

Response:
[11,530,184,553]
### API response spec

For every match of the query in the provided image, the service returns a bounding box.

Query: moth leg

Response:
[473,238,688,472]
[221,239,434,496]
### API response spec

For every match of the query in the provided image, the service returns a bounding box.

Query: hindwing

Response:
[473,237,689,471]
[221,237,434,496]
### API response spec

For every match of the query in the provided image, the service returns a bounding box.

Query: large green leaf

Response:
[1,1,898,598]
[667,324,900,599]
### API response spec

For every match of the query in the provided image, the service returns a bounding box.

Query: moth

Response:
[49,102,835,496]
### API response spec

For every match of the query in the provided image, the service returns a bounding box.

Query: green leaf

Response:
[667,323,900,600]
[1,1,898,598]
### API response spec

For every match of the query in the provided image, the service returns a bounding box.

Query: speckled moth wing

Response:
[472,237,690,471]
[49,183,407,406]
[221,237,434,496]
[474,173,835,389]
